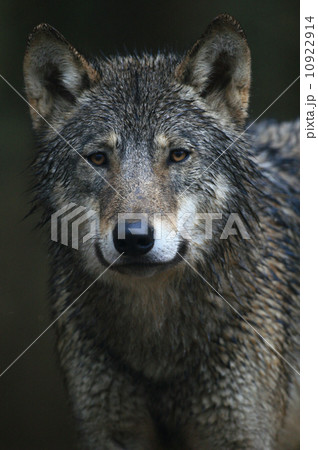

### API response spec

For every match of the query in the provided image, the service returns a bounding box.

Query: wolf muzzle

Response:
[112,220,155,257]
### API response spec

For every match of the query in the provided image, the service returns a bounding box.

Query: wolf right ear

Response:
[175,14,251,126]
[23,24,100,128]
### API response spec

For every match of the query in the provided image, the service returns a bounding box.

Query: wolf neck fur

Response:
[75,261,243,380]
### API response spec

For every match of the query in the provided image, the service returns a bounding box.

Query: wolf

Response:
[24,14,299,449]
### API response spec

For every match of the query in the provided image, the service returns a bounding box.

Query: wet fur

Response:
[24,14,299,450]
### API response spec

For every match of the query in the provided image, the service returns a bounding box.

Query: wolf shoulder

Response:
[250,118,299,190]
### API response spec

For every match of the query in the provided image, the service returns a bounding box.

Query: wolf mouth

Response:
[94,241,188,275]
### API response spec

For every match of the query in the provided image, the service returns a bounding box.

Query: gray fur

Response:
[24,14,299,450]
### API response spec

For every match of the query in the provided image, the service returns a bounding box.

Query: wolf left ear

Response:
[175,14,251,126]
[23,24,100,128]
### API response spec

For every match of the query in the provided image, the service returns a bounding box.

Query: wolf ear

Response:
[175,14,251,126]
[23,24,100,128]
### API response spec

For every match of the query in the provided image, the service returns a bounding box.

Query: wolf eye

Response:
[169,149,190,163]
[87,152,107,166]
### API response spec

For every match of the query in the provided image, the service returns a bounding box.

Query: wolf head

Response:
[24,14,256,281]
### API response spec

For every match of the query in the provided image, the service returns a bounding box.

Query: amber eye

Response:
[169,149,190,163]
[87,152,107,166]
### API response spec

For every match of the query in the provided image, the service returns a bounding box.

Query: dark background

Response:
[0,1,299,449]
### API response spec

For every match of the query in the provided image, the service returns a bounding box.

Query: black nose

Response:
[113,221,155,257]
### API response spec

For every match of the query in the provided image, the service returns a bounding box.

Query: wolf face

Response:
[24,15,254,280]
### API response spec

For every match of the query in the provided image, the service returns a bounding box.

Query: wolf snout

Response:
[113,220,155,257]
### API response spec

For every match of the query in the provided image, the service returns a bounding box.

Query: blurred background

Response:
[0,0,299,449]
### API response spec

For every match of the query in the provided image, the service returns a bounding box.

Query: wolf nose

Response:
[113,221,155,256]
